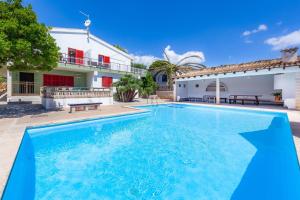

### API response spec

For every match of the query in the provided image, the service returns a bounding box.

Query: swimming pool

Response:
[3,104,300,199]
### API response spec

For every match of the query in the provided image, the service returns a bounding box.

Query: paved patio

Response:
[0,100,299,197]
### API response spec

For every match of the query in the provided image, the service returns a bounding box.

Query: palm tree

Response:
[149,50,206,90]
[113,75,142,102]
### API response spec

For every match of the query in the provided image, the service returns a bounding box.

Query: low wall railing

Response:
[41,87,112,99]
[156,90,173,99]
[157,85,172,91]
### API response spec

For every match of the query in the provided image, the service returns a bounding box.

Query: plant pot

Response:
[274,96,282,102]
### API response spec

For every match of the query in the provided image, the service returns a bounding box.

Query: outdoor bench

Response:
[68,102,102,113]
[229,95,261,105]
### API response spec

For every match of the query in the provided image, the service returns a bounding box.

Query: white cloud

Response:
[131,54,159,67]
[258,24,268,31]
[163,45,205,65]
[242,31,251,36]
[265,29,300,50]
[242,24,268,36]
[131,45,205,67]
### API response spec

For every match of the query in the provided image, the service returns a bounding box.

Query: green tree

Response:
[113,44,128,53]
[149,50,206,90]
[0,0,60,71]
[149,60,177,90]
[140,72,158,98]
[113,74,142,102]
[132,63,147,70]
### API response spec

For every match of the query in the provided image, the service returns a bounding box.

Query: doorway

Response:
[19,72,34,94]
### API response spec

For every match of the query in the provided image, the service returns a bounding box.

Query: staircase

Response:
[0,82,7,102]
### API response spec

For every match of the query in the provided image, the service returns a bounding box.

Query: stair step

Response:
[0,91,7,101]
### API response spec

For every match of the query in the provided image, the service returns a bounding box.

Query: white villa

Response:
[3,27,146,109]
[174,47,300,109]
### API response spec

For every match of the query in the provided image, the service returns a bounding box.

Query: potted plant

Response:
[272,91,282,102]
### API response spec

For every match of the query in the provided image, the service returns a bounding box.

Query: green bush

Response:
[140,72,158,98]
[0,76,6,83]
[113,75,142,102]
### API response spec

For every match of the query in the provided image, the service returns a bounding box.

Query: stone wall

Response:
[156,90,173,99]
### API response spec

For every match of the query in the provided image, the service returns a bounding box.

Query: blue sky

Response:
[24,0,300,66]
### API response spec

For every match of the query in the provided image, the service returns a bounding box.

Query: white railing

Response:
[41,87,112,99]
[59,53,146,76]
[12,81,39,95]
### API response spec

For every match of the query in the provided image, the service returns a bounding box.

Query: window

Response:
[206,81,227,92]
[98,55,103,64]
[98,55,110,67]
[195,84,199,88]
[68,48,84,65]
[162,74,167,82]
[179,84,181,87]
[68,48,76,64]
[102,76,113,87]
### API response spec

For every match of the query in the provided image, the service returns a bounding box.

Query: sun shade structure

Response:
[174,48,300,109]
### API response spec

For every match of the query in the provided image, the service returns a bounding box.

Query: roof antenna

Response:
[79,11,91,42]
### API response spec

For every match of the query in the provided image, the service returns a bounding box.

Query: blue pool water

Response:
[3,104,300,199]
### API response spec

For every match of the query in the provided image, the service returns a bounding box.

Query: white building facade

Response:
[5,27,145,108]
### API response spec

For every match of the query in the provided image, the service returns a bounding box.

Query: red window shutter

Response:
[103,56,110,64]
[43,74,74,87]
[66,76,74,87]
[102,76,112,87]
[43,74,50,86]
[75,50,84,65]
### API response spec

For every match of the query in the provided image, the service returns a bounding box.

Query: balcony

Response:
[58,53,146,76]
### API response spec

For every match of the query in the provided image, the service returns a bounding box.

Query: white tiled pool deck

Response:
[0,101,299,197]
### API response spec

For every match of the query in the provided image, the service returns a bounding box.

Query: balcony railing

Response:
[41,87,112,99]
[59,53,146,76]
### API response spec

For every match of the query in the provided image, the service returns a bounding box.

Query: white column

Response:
[173,82,177,101]
[216,78,220,104]
[6,70,12,98]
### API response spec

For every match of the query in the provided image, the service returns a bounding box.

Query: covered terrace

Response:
[174,48,300,109]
